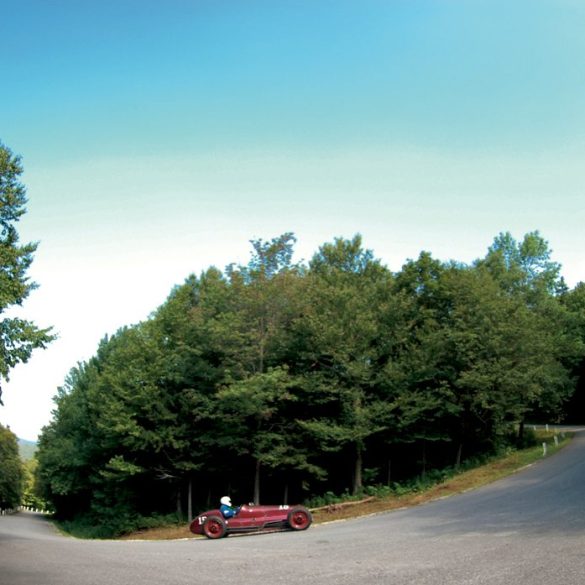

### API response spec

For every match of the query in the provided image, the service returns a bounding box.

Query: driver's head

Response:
[220,496,232,507]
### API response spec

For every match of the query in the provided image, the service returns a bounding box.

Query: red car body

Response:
[189,503,313,539]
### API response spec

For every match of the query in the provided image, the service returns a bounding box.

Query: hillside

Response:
[18,438,37,461]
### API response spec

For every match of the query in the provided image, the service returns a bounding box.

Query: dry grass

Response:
[121,432,571,540]
[120,524,197,540]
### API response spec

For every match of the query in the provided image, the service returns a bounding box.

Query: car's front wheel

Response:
[287,507,312,531]
[203,515,227,539]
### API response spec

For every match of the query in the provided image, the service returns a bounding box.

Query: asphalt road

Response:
[2,431,585,585]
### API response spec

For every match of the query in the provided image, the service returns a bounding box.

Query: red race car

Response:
[190,503,313,539]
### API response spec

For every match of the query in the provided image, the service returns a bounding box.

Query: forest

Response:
[34,232,585,537]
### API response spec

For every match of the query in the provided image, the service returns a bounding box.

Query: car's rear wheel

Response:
[203,515,227,539]
[287,507,312,531]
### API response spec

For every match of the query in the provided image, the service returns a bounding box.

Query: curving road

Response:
[2,430,585,585]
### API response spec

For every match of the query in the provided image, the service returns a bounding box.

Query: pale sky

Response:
[1,0,584,440]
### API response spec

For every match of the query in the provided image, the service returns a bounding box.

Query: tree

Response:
[81,324,205,525]
[478,232,574,430]
[440,264,556,456]
[0,142,54,404]
[22,458,46,511]
[390,254,464,472]
[35,361,101,518]
[0,422,24,509]
[298,235,395,494]
[213,234,308,500]
[216,366,317,504]
[480,231,564,300]
[558,283,585,423]
[225,233,303,375]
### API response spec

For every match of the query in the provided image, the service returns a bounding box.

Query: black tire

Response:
[203,515,227,539]
[287,506,312,531]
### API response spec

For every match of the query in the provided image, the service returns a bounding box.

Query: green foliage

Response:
[21,458,48,510]
[57,511,182,539]
[0,423,23,508]
[0,142,54,404]
[298,235,396,494]
[34,231,585,537]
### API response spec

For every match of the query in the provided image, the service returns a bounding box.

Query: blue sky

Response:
[1,0,584,440]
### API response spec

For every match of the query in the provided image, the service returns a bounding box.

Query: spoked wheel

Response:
[287,507,313,531]
[203,515,227,539]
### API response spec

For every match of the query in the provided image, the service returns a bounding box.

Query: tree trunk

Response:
[455,442,463,469]
[353,444,363,495]
[421,441,426,480]
[518,420,525,445]
[387,457,392,486]
[283,482,289,505]
[176,486,183,521]
[187,477,193,522]
[254,459,261,504]
[258,315,265,374]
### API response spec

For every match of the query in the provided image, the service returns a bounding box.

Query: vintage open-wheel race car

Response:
[189,503,313,539]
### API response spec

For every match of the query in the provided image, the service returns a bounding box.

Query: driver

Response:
[219,496,240,519]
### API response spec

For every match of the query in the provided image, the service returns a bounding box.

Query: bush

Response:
[56,510,182,539]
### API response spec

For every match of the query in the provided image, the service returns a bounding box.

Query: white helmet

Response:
[220,496,232,506]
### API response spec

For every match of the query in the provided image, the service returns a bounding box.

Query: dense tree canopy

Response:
[35,232,585,536]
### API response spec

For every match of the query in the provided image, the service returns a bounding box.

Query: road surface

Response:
[2,431,585,585]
